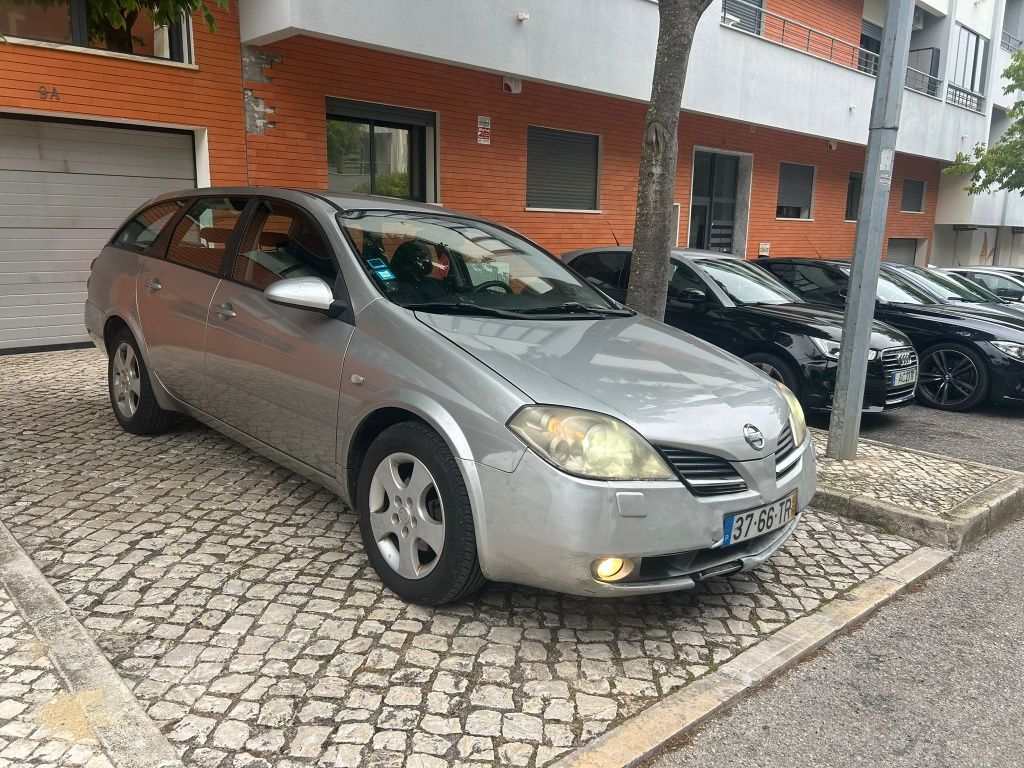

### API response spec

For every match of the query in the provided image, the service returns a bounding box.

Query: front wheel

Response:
[916,343,989,411]
[743,352,802,399]
[357,422,485,605]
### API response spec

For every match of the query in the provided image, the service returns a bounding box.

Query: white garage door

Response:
[0,118,196,350]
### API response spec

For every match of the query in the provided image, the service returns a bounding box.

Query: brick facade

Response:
[0,3,247,186]
[0,2,939,262]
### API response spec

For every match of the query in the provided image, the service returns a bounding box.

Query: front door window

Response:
[689,151,739,253]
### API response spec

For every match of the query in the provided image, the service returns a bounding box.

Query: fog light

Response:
[592,557,635,582]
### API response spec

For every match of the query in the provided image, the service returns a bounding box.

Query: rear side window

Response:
[166,197,249,276]
[113,201,183,253]
[571,251,627,290]
[234,200,337,290]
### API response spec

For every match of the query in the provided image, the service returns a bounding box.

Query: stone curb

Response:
[812,476,1024,550]
[551,546,952,768]
[0,522,183,768]
[810,431,1024,550]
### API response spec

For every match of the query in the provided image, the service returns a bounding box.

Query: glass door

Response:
[689,151,739,253]
[327,117,426,200]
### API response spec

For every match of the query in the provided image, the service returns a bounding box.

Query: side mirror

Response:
[670,287,706,303]
[265,277,346,318]
[838,288,849,299]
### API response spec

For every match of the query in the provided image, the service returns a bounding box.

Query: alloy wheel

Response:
[368,452,446,580]
[112,342,141,419]
[918,348,979,407]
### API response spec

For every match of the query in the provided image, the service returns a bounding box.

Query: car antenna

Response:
[805,236,824,260]
[604,217,621,247]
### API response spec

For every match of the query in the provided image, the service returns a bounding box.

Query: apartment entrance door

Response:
[689,151,739,253]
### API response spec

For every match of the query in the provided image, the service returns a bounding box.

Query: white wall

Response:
[239,0,988,161]
[956,0,997,32]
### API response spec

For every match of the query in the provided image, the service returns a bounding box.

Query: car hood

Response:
[418,312,793,461]
[730,303,910,348]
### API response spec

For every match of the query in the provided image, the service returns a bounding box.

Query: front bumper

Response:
[472,437,816,597]
[984,343,1024,403]
[804,358,916,413]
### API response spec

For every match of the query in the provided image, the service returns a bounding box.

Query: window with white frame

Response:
[776,162,815,219]
[952,23,988,95]
[0,0,193,63]
[526,126,600,210]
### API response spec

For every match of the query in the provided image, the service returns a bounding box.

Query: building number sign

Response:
[38,85,61,102]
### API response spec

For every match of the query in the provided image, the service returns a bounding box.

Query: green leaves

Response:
[944,48,1024,195]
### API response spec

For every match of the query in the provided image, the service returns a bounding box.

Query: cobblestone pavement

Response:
[0,585,112,767]
[811,429,1012,515]
[1,350,918,768]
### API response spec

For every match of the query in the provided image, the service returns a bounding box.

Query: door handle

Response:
[215,302,236,319]
[144,278,162,291]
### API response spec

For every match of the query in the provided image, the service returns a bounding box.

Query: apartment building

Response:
[0,0,1018,350]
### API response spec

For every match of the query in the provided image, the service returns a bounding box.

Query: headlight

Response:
[777,383,807,446]
[992,341,1024,361]
[810,337,878,361]
[507,406,674,480]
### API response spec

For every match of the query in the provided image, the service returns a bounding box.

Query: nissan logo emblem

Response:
[743,424,765,451]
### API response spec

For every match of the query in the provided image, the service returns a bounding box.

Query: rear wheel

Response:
[916,343,989,411]
[743,352,801,399]
[357,422,485,605]
[107,328,173,435]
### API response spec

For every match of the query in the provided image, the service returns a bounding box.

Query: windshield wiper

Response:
[404,302,523,319]
[517,302,635,317]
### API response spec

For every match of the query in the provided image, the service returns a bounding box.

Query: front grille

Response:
[658,447,747,496]
[774,422,801,478]
[882,346,919,404]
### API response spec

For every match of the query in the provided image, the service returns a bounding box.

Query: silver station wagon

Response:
[85,189,816,604]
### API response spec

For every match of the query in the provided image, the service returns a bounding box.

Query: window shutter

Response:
[527,127,599,210]
[901,180,925,212]
[777,163,814,209]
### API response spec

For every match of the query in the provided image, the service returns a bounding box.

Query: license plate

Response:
[889,367,917,387]
[723,491,797,547]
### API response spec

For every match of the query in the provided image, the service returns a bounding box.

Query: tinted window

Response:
[166,197,248,275]
[571,251,627,290]
[837,266,935,304]
[972,272,1024,300]
[113,201,184,253]
[234,201,337,290]
[900,266,989,302]
[789,264,847,304]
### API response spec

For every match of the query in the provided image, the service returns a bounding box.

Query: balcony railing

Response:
[1002,30,1023,53]
[721,0,878,73]
[946,83,986,112]
[905,66,942,98]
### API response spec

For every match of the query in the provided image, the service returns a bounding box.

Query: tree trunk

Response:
[626,0,712,320]
[94,10,140,54]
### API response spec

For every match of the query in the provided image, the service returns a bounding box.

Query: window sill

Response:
[775,217,815,222]
[900,210,925,215]
[1,36,198,70]
[525,207,604,214]
[844,219,858,223]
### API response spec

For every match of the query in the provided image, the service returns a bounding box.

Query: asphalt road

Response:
[808,401,1024,472]
[654,513,1024,768]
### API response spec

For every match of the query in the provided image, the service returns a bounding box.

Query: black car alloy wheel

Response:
[916,343,989,411]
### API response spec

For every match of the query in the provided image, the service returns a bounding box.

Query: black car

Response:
[562,247,918,412]
[760,258,1024,411]
[883,263,1024,322]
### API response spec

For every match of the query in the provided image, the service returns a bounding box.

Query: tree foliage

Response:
[945,48,1024,194]
[1,1,227,53]
[625,0,713,320]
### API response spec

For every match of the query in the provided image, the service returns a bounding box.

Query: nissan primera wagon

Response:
[85,189,816,604]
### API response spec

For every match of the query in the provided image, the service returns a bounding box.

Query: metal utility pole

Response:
[826,0,915,460]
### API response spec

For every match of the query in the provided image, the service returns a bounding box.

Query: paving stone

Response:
[0,350,920,767]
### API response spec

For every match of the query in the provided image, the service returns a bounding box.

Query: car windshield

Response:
[839,266,936,305]
[900,266,995,303]
[694,258,802,306]
[337,210,626,317]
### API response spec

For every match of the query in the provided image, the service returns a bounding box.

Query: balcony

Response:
[720,0,942,100]
[946,83,986,113]
[1002,30,1023,53]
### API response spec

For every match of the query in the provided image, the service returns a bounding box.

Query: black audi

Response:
[562,247,918,413]
[760,258,1024,411]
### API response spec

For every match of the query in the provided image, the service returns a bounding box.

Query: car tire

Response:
[743,352,801,399]
[357,421,485,605]
[107,328,174,435]
[915,342,990,412]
